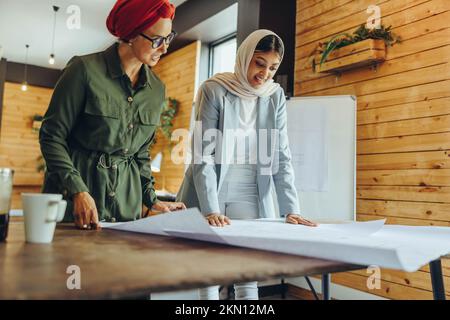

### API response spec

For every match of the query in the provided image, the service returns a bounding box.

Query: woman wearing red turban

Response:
[40,0,185,230]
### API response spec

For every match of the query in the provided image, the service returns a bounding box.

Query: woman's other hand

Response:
[73,192,101,230]
[152,201,186,213]
[206,213,231,227]
[286,214,317,227]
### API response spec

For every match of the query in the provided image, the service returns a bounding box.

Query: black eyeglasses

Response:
[139,31,177,49]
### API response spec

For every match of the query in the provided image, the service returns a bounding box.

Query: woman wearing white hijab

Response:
[177,30,317,300]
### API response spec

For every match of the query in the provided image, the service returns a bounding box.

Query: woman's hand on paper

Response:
[286,214,317,227]
[152,201,186,213]
[206,213,231,227]
[73,192,101,230]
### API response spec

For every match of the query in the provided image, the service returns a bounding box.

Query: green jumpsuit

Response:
[39,43,163,222]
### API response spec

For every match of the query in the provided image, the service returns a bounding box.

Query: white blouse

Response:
[233,97,258,164]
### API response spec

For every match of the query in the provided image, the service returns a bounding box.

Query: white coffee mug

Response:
[21,193,67,244]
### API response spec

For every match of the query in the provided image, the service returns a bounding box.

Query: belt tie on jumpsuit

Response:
[97,152,136,198]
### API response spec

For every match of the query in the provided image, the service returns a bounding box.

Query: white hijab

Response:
[207,29,284,99]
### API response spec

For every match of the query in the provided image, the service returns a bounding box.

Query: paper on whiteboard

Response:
[287,104,328,191]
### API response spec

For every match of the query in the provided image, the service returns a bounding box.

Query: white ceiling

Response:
[177,3,237,44]
[0,0,188,69]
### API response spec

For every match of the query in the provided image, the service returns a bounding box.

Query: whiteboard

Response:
[285,95,356,222]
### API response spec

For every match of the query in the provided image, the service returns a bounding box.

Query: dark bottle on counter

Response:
[0,168,14,242]
[0,212,9,241]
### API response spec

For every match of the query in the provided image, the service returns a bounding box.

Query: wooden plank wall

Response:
[0,82,51,209]
[151,41,200,193]
[295,0,450,299]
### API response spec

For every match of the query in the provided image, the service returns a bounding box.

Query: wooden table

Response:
[0,220,366,299]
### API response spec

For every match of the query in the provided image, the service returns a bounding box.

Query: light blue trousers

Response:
[199,165,259,300]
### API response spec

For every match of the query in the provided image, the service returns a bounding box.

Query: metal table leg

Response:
[305,276,320,300]
[429,259,446,300]
[281,278,287,299]
[322,273,330,300]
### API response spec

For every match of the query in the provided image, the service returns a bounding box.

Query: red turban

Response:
[106,0,175,41]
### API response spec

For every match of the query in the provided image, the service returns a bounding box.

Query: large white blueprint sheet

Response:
[102,208,450,272]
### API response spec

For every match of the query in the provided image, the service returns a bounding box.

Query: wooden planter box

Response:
[315,39,386,73]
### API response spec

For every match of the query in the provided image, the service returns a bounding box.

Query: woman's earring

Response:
[128,41,133,46]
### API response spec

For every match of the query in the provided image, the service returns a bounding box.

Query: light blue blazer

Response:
[176,80,300,218]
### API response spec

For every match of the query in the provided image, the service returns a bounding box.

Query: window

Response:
[209,34,237,77]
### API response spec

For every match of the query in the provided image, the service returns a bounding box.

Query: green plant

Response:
[151,97,179,146]
[37,155,46,173]
[317,24,401,68]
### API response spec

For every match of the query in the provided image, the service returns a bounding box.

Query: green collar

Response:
[104,42,152,88]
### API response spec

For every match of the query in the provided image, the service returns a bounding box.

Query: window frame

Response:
[208,32,237,78]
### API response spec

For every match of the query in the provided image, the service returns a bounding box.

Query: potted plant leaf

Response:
[151,97,180,147]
